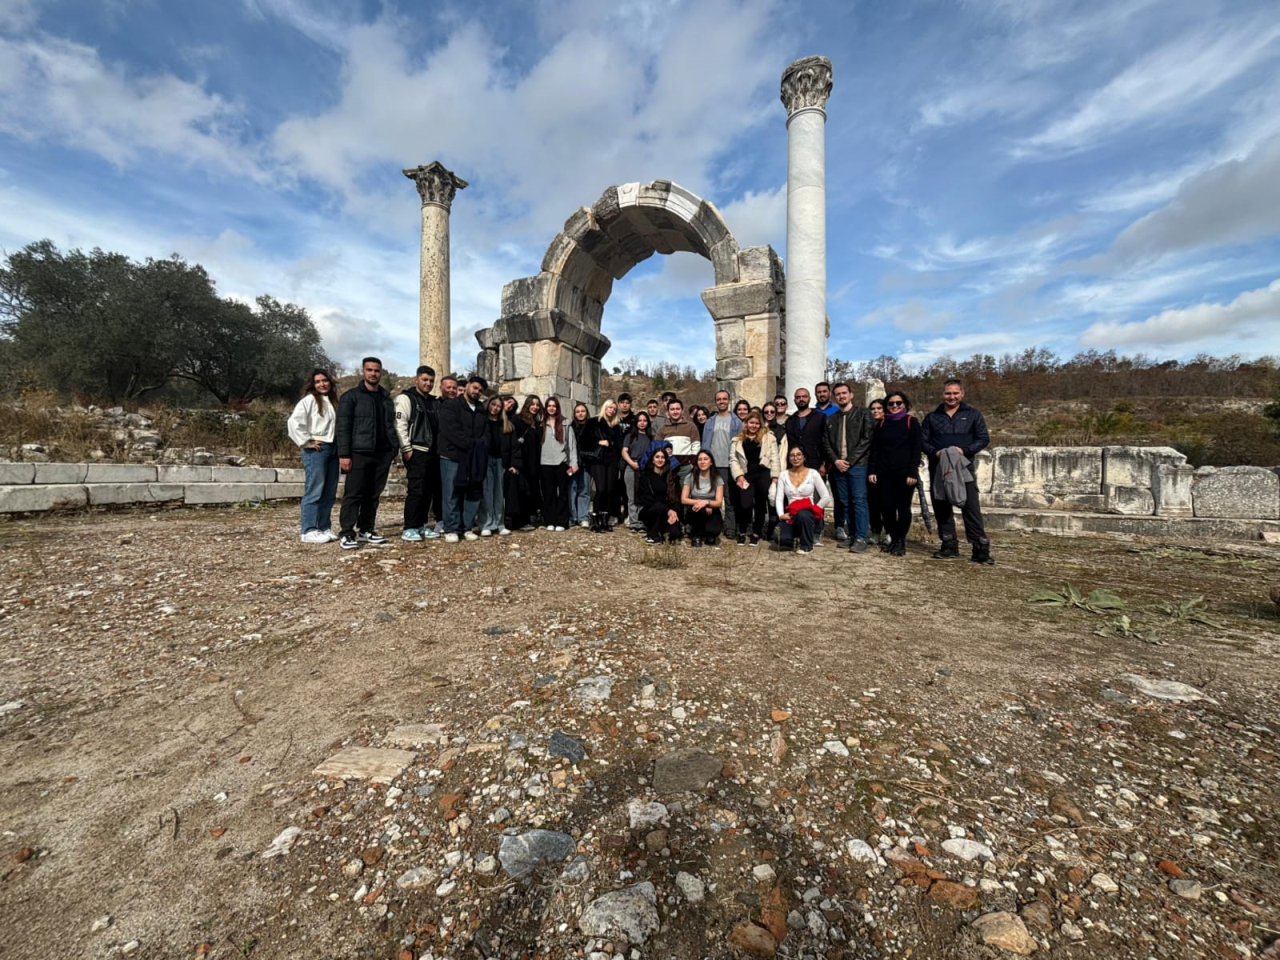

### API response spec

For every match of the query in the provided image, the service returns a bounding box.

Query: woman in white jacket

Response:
[286,369,339,543]
[774,445,830,554]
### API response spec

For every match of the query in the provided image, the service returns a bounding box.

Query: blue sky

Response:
[1,0,1278,376]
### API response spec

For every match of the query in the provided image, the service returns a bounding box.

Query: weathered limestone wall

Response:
[968,446,1279,520]
[0,464,405,514]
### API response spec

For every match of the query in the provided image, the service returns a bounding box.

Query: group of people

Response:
[286,357,995,563]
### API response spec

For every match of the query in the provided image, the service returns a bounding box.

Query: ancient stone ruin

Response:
[474,180,786,410]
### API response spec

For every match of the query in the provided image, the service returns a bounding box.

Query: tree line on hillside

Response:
[828,349,1280,410]
[0,240,332,406]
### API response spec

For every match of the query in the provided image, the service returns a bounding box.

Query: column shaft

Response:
[785,107,827,401]
[419,203,451,376]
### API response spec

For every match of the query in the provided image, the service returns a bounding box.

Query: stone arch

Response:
[475,179,785,409]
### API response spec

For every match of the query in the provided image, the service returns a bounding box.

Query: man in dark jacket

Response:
[436,374,489,542]
[336,356,399,549]
[821,382,873,552]
[921,378,993,565]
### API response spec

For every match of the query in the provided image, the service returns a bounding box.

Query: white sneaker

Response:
[578,520,590,528]
[480,528,493,537]
[464,531,479,541]
[300,530,328,543]
[444,533,460,544]
[498,527,512,536]
[554,526,566,532]
[545,525,555,531]
[323,529,339,542]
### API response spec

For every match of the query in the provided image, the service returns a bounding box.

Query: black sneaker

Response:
[359,530,387,545]
[691,538,703,548]
[737,534,746,545]
[339,534,360,550]
[849,538,870,554]
[932,540,961,560]
[645,535,661,545]
[749,534,760,546]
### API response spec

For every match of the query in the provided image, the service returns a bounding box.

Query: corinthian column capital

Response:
[780,55,833,118]
[403,161,469,211]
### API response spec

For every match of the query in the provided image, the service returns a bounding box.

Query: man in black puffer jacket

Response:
[921,378,993,565]
[335,357,398,549]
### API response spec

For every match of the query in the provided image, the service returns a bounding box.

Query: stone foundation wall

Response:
[0,463,405,514]
[970,446,1278,519]
[2,448,1277,523]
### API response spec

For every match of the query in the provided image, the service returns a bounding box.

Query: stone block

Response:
[701,280,777,320]
[714,318,746,359]
[1193,466,1280,519]
[157,465,213,483]
[709,235,740,285]
[716,356,753,380]
[212,466,276,483]
[83,463,158,483]
[87,483,184,506]
[737,245,777,282]
[0,463,36,484]
[987,490,1053,509]
[474,325,499,350]
[501,275,549,317]
[556,345,584,382]
[1153,463,1195,517]
[0,483,88,513]
[733,376,774,408]
[183,483,265,504]
[1105,484,1155,516]
[313,746,417,785]
[1051,493,1108,511]
[503,342,532,380]
[973,450,993,493]
[33,463,89,484]
[274,468,305,483]
[991,447,1101,496]
[264,483,307,500]
[1102,446,1186,488]
[477,346,499,384]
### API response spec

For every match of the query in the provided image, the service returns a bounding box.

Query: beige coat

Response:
[729,430,780,480]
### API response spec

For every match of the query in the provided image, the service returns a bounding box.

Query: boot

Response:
[932,539,960,560]
[971,541,995,565]
[892,539,907,557]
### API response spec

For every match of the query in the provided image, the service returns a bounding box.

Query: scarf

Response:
[885,408,909,421]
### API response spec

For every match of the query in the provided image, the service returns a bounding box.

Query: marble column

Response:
[403,161,468,377]
[780,55,832,402]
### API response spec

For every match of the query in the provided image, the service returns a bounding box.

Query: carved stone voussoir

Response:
[780,55,833,116]
[403,161,469,210]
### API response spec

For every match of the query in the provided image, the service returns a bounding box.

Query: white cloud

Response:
[1108,132,1280,261]
[0,33,259,177]
[719,182,786,252]
[269,0,785,243]
[897,331,1024,367]
[856,300,953,333]
[1020,21,1280,155]
[0,0,41,31]
[1078,278,1280,348]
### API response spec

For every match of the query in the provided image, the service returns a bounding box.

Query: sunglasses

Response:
[887,401,905,407]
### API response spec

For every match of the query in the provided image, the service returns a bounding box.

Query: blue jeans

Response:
[830,464,869,541]
[300,443,338,533]
[569,468,590,523]
[439,458,480,534]
[479,457,505,532]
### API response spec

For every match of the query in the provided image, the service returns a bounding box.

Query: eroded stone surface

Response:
[313,747,417,785]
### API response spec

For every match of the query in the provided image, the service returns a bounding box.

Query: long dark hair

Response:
[689,449,721,486]
[302,368,335,413]
[632,411,653,439]
[649,448,680,504]
[519,395,542,429]
[543,396,565,444]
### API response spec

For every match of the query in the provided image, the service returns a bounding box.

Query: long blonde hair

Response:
[735,407,766,443]
[597,399,618,426]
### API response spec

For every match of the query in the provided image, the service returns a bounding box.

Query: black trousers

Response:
[779,506,819,551]
[867,482,885,536]
[640,503,683,540]
[402,451,440,530]
[933,481,989,544]
[731,467,771,537]
[589,459,618,517]
[539,464,570,528]
[688,505,723,540]
[877,474,916,540]
[339,451,393,536]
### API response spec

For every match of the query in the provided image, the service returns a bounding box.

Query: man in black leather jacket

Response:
[921,378,993,565]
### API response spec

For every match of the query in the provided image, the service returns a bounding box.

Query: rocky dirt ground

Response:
[1,504,1278,960]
